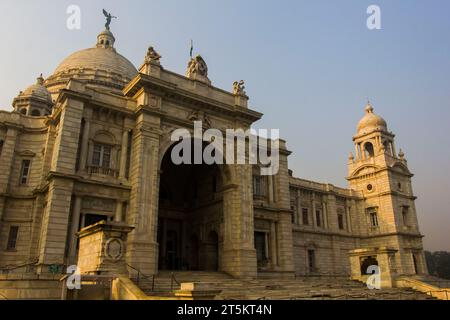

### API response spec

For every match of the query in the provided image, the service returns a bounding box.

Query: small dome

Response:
[21,74,52,103]
[357,103,387,134]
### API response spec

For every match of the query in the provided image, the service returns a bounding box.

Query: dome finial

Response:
[365,99,374,114]
[36,73,44,85]
[348,152,354,161]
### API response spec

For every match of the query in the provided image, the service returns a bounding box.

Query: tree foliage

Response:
[425,251,450,279]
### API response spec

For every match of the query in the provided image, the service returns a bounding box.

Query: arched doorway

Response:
[360,256,379,275]
[157,139,224,271]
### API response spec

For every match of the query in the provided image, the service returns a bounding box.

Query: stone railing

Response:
[87,166,118,178]
[396,276,450,300]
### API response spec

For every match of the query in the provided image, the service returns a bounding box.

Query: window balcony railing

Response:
[87,166,118,178]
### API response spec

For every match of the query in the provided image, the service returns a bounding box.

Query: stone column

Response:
[326,194,337,230]
[114,200,123,223]
[78,117,91,172]
[270,221,278,268]
[38,97,84,272]
[221,164,257,278]
[68,196,82,264]
[126,110,162,275]
[345,200,352,233]
[267,175,274,204]
[119,129,129,180]
[0,125,18,232]
[296,190,301,225]
[312,194,317,227]
[271,141,295,276]
[37,178,75,272]
[322,202,328,229]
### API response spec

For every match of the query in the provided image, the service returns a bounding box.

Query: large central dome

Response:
[46,29,137,96]
[54,47,137,80]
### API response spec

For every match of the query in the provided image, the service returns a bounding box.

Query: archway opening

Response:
[360,256,379,275]
[157,139,224,271]
[364,142,375,158]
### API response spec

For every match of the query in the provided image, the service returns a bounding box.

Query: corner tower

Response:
[347,102,427,275]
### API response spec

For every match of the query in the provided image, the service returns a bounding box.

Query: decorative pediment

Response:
[16,150,36,157]
[391,162,411,175]
[350,164,379,178]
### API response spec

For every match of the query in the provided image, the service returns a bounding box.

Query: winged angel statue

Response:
[103,9,117,31]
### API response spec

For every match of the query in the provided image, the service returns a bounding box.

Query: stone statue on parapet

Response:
[103,9,117,31]
[145,46,162,63]
[186,55,208,78]
[233,80,246,96]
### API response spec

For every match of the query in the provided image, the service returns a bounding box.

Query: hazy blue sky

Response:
[0,0,449,251]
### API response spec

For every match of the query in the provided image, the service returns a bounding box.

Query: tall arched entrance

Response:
[157,139,223,271]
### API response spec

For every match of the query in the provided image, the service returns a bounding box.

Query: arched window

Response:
[20,108,27,115]
[31,109,41,117]
[364,142,375,158]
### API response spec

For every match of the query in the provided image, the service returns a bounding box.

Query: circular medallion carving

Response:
[105,238,123,261]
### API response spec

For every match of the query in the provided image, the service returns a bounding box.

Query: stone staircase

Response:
[134,271,436,300]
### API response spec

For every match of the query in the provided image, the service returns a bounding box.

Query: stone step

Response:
[135,272,436,300]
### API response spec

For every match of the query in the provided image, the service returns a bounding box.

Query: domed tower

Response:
[347,102,427,275]
[45,27,137,100]
[12,74,53,116]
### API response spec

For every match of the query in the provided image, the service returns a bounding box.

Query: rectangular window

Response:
[370,212,379,227]
[402,206,409,226]
[20,160,31,185]
[255,232,267,263]
[0,140,4,156]
[315,210,321,227]
[102,145,111,168]
[92,143,112,168]
[253,176,266,197]
[6,226,19,250]
[302,208,309,225]
[338,213,345,230]
[92,144,101,166]
[308,249,316,272]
